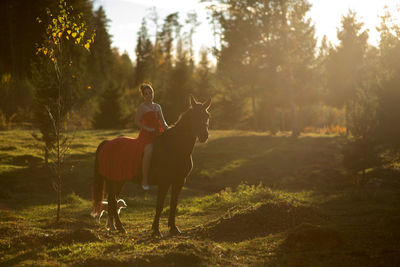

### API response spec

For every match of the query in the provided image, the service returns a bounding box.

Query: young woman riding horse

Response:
[134,84,168,190]
[92,93,211,236]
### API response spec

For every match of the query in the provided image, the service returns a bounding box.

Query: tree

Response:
[165,37,192,122]
[194,47,213,101]
[0,0,54,122]
[185,12,201,68]
[274,0,317,135]
[87,6,113,94]
[343,80,381,185]
[34,0,95,221]
[135,18,153,86]
[154,13,181,94]
[93,84,124,129]
[206,0,316,132]
[207,0,271,129]
[326,10,368,135]
[375,9,400,155]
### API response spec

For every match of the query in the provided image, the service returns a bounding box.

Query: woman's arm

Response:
[157,104,169,130]
[135,104,155,132]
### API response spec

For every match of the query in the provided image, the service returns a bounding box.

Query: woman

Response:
[135,83,168,190]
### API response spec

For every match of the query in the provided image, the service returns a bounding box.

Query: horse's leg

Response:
[106,181,117,231]
[151,183,170,237]
[168,181,184,235]
[113,181,127,234]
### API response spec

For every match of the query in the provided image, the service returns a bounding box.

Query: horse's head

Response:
[188,95,211,143]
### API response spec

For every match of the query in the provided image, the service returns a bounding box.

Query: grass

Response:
[0,129,400,266]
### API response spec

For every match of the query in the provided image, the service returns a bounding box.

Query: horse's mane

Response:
[165,108,192,134]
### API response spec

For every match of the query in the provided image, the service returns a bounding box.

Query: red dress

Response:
[98,111,164,181]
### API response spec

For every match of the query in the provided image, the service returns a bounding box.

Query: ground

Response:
[0,129,399,266]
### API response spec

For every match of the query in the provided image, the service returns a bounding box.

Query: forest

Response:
[1,0,400,266]
[2,0,400,174]
[1,0,399,133]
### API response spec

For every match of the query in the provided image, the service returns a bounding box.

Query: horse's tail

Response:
[91,140,107,217]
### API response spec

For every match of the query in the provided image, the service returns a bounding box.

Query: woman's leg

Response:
[142,143,153,189]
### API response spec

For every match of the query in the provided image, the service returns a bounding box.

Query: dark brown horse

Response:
[92,96,211,236]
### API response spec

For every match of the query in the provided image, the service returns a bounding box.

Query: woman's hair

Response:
[139,83,154,96]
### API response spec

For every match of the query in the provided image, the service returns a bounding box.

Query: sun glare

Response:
[310,0,400,46]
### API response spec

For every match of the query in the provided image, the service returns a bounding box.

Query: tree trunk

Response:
[251,94,257,130]
[345,101,350,137]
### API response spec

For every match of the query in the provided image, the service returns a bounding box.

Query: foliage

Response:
[2,0,400,145]
[205,0,316,132]
[93,84,125,129]
[326,10,368,134]
[32,0,95,162]
[34,0,95,221]
[376,9,400,156]
[135,18,154,86]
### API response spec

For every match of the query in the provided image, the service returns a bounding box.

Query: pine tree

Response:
[194,47,213,101]
[135,18,153,86]
[326,10,368,135]
[376,9,400,155]
[93,84,124,129]
[165,37,191,122]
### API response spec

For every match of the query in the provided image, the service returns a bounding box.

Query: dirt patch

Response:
[198,201,327,241]
[55,228,101,243]
[81,242,218,267]
[282,223,343,250]
[145,241,219,267]
[44,217,94,230]
[81,258,138,267]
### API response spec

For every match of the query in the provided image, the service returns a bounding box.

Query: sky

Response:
[93,0,400,62]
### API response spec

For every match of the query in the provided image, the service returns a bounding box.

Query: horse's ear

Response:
[202,98,211,110]
[190,95,197,107]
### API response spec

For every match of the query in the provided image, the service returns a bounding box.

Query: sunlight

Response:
[310,0,400,46]
[93,0,400,60]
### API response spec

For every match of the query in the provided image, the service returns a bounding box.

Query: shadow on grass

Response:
[1,134,351,205]
[0,151,96,209]
[1,134,347,210]
[187,134,347,194]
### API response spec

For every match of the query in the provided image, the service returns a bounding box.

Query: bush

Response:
[65,192,83,205]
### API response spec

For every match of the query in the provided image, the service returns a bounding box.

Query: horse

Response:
[92,95,211,236]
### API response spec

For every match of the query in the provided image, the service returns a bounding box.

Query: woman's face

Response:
[142,88,154,102]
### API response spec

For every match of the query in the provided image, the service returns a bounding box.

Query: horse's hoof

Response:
[169,226,181,236]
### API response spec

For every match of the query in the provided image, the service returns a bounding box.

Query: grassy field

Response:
[0,129,400,266]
